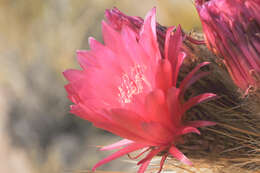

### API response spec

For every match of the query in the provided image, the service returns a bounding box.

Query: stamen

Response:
[118,64,150,104]
[158,154,168,173]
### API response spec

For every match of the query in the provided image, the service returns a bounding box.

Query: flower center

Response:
[118,64,150,104]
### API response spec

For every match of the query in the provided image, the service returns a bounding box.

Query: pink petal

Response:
[67,77,117,110]
[164,26,176,60]
[100,139,134,151]
[102,109,160,145]
[165,25,182,61]
[179,62,210,92]
[94,123,146,144]
[164,25,185,86]
[140,8,157,44]
[77,49,98,69]
[169,145,192,166]
[105,7,142,34]
[63,69,84,82]
[138,159,151,173]
[178,126,201,135]
[139,7,161,68]
[179,71,210,100]
[102,20,122,52]
[144,90,179,137]
[70,105,95,122]
[101,24,137,72]
[92,143,147,171]
[120,25,146,65]
[182,93,217,113]
[145,89,166,122]
[172,51,186,87]
[78,37,118,70]
[158,154,168,173]
[64,83,83,105]
[156,59,173,91]
[166,87,182,126]
[140,122,174,144]
[109,108,174,145]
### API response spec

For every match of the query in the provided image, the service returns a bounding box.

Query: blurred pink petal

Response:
[195,0,260,93]
[169,145,192,166]
[92,143,147,171]
[137,159,150,173]
[100,139,134,151]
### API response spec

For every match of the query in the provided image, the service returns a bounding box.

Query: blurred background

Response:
[0,0,202,172]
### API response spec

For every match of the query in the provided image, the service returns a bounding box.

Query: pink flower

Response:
[195,0,260,93]
[63,8,216,173]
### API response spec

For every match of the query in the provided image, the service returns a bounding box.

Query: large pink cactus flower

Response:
[195,0,260,93]
[63,8,216,173]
